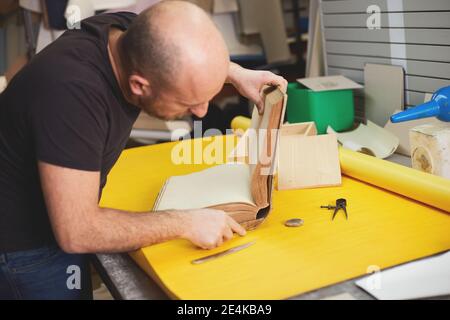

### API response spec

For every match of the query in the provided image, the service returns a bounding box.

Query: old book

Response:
[153,86,286,229]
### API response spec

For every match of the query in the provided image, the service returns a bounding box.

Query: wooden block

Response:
[278,122,341,190]
[281,122,317,136]
[410,123,450,179]
[384,110,443,156]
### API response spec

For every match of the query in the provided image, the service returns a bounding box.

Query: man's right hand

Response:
[176,209,247,250]
[39,162,246,254]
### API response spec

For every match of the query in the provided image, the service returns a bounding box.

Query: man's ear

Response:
[128,74,151,97]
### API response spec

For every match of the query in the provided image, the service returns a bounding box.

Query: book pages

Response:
[154,163,255,211]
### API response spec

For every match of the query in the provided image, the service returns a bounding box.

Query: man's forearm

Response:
[63,208,184,253]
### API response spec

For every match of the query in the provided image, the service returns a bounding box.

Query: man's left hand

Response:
[226,62,288,114]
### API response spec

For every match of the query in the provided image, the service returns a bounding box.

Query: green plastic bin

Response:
[286,82,354,134]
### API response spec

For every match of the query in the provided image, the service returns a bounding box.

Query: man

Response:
[0,1,287,299]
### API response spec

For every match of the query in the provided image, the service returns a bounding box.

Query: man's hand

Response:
[38,161,246,253]
[177,209,246,250]
[227,62,288,114]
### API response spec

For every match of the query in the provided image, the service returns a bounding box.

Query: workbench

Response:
[92,250,449,300]
[92,152,449,300]
[92,251,375,300]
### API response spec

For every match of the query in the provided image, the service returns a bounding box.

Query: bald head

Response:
[119,0,229,92]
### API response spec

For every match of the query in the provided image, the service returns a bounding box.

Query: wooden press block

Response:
[384,109,443,156]
[410,123,450,179]
[278,122,341,190]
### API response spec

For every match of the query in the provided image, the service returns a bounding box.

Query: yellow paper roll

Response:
[231,116,251,132]
[339,147,450,212]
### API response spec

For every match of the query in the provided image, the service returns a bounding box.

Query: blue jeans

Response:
[0,244,92,300]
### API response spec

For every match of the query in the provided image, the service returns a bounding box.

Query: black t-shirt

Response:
[0,12,140,252]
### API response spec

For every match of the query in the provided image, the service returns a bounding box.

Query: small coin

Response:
[284,218,304,227]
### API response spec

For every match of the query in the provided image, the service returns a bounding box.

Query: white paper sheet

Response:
[328,121,399,159]
[356,251,450,300]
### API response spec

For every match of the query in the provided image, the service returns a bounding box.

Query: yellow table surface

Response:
[100,137,450,300]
